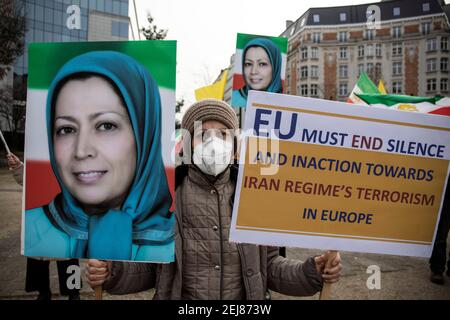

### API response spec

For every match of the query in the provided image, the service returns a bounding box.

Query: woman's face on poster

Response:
[53,76,137,213]
[243,46,273,91]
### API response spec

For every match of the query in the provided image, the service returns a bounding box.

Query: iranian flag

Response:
[355,93,450,116]
[24,41,176,210]
[347,71,379,104]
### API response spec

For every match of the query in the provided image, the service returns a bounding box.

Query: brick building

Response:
[280,0,450,101]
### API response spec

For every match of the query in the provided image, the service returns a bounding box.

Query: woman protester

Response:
[232,38,283,108]
[86,99,342,300]
[24,51,175,262]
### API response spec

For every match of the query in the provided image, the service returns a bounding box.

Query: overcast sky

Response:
[129,0,450,109]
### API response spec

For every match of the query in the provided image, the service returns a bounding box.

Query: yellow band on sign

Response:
[236,137,448,245]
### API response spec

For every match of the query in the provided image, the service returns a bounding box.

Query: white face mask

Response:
[193,136,233,176]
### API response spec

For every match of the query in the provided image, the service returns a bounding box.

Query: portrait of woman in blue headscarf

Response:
[24,51,175,262]
[232,37,283,108]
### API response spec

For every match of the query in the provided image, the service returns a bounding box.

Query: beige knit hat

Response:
[181,99,238,134]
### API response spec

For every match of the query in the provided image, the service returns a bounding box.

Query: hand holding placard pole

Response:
[319,250,338,300]
[95,286,103,300]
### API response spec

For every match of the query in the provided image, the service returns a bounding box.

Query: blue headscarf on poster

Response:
[44,51,174,260]
[239,37,283,99]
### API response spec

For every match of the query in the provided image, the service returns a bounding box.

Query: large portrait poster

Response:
[230,91,450,258]
[22,41,176,262]
[231,33,287,108]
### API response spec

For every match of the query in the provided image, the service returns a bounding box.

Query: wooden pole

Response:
[0,129,11,154]
[319,250,338,300]
[95,286,103,300]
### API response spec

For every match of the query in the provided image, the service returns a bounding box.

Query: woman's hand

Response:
[6,153,22,170]
[86,259,112,288]
[314,251,342,284]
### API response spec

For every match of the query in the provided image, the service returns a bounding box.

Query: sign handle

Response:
[0,129,11,155]
[95,286,103,300]
[319,250,338,300]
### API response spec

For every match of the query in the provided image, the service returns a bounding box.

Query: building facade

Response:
[280,0,450,101]
[1,0,131,138]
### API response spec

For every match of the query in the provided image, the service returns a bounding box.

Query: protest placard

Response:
[230,90,450,257]
[22,41,176,262]
[231,33,287,108]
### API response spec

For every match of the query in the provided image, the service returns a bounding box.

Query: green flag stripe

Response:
[357,72,379,94]
[356,93,439,106]
[28,41,176,90]
[236,33,288,54]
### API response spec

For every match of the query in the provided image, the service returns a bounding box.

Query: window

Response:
[375,44,382,57]
[97,0,105,11]
[313,33,321,43]
[35,29,44,42]
[427,38,437,51]
[392,81,402,94]
[310,84,318,96]
[392,61,402,75]
[300,18,306,27]
[441,78,449,91]
[289,27,295,36]
[421,22,431,35]
[392,43,402,56]
[53,9,62,25]
[119,22,128,38]
[441,58,448,71]
[105,0,113,13]
[339,83,348,96]
[44,0,53,9]
[358,45,364,58]
[313,14,320,23]
[112,21,120,37]
[301,47,308,60]
[120,1,128,16]
[367,63,374,74]
[393,26,402,38]
[423,3,430,12]
[340,13,347,22]
[113,0,120,15]
[35,5,44,22]
[358,64,364,76]
[427,79,437,91]
[112,21,128,38]
[311,47,318,59]
[375,63,382,76]
[44,31,52,42]
[339,32,347,42]
[393,7,400,16]
[339,47,347,59]
[427,58,437,72]
[44,7,53,24]
[301,66,308,78]
[339,65,348,78]
[364,29,374,40]
[366,44,374,57]
[301,84,308,96]
[442,37,448,51]
[311,65,319,78]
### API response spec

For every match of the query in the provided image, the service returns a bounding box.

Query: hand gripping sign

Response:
[231,90,450,258]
